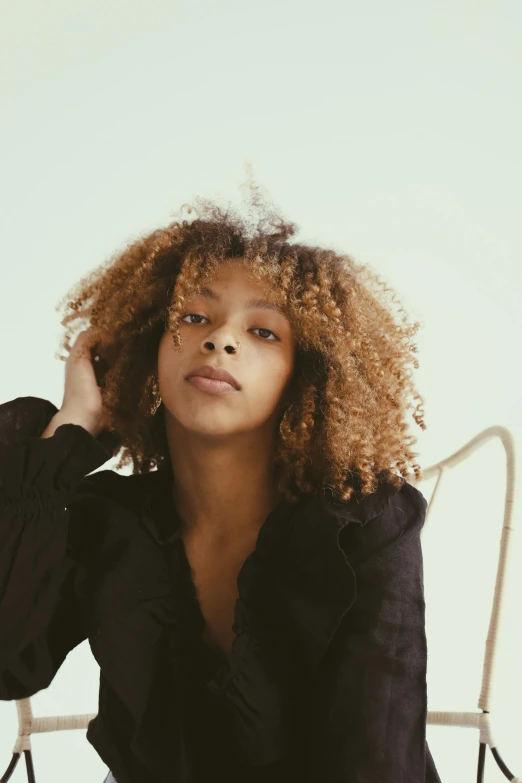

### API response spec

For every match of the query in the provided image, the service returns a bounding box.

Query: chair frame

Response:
[2,425,520,783]
[410,425,520,783]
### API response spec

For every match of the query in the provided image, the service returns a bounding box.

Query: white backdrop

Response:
[1,1,521,781]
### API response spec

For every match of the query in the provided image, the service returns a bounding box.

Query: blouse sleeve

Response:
[301,482,431,783]
[0,396,118,700]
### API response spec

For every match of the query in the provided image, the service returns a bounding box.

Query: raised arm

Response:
[0,396,116,700]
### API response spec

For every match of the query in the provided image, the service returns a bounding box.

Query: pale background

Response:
[1,0,521,781]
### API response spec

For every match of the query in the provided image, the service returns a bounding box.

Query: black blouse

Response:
[0,396,443,783]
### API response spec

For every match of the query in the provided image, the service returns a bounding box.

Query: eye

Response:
[180,314,208,325]
[180,314,279,341]
[251,327,279,341]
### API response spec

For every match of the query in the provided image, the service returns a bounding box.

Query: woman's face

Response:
[156,259,296,439]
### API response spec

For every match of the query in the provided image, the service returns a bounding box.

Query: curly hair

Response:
[54,175,426,504]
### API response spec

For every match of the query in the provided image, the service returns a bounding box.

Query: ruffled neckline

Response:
[111,466,404,772]
[136,467,403,678]
[137,467,400,547]
[138,470,315,659]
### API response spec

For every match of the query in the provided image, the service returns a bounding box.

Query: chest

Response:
[181,533,255,658]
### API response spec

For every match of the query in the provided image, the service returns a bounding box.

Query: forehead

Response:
[208,258,256,283]
[193,260,287,318]
[196,285,287,318]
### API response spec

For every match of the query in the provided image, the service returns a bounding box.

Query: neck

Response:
[165,416,283,547]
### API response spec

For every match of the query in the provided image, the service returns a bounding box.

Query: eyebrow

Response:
[197,286,287,317]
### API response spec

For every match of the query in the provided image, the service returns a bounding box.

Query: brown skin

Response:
[155,258,296,549]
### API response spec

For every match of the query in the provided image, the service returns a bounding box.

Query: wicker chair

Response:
[2,425,520,783]
[409,425,520,783]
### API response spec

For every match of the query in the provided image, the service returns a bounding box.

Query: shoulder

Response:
[72,468,154,510]
[335,474,428,567]
[67,469,172,603]
[332,470,427,526]
[65,470,162,563]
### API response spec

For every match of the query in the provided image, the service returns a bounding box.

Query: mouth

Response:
[185,364,241,391]
[186,376,239,394]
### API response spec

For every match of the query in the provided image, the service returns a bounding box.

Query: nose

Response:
[202,336,240,354]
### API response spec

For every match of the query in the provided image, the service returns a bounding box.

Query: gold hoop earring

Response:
[150,376,162,416]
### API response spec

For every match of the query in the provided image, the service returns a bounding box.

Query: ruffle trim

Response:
[131,469,403,768]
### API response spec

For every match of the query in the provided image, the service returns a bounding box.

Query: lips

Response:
[185,364,241,390]
[186,376,238,394]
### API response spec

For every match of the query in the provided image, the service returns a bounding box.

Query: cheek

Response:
[252,362,292,406]
[157,337,184,387]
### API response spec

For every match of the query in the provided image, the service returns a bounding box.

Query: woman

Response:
[0,182,442,782]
